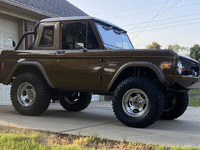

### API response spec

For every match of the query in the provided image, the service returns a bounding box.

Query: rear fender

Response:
[4,61,54,88]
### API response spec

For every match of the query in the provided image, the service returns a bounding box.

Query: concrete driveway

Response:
[0,101,200,147]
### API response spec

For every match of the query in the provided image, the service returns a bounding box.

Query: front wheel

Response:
[113,76,164,128]
[59,92,91,111]
[160,92,189,120]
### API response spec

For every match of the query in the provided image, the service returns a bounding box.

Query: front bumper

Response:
[168,75,200,89]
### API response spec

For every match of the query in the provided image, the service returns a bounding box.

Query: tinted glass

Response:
[39,26,54,46]
[62,22,86,49]
[62,22,100,50]
[87,23,100,49]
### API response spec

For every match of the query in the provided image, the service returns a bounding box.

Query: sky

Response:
[67,0,200,50]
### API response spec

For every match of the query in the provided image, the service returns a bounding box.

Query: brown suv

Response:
[1,16,199,128]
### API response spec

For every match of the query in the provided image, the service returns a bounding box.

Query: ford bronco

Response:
[0,16,199,128]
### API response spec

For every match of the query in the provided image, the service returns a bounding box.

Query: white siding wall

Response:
[0,84,11,105]
[0,14,20,105]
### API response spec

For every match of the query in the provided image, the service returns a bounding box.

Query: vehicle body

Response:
[1,16,199,128]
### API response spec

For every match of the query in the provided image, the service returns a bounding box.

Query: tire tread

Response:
[59,93,91,112]
[160,92,188,120]
[113,76,164,128]
[11,73,51,116]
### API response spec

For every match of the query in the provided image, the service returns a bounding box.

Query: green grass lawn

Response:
[0,130,199,150]
[188,89,200,107]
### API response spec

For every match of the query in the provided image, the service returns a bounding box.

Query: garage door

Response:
[0,16,19,105]
[0,16,19,52]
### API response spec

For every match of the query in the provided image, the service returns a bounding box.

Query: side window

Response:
[39,26,54,46]
[62,22,100,50]
[62,22,86,49]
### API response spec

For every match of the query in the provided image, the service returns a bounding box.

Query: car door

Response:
[53,21,103,92]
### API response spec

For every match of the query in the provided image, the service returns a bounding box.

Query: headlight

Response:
[177,61,183,75]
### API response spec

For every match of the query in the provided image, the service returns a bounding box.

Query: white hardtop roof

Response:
[40,16,126,32]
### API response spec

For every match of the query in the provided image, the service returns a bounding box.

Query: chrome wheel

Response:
[17,82,36,107]
[122,88,149,117]
[113,76,164,127]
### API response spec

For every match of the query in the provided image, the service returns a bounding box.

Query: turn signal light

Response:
[161,64,171,69]
[182,67,185,72]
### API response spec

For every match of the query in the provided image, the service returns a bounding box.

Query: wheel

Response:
[11,73,51,116]
[113,76,164,128]
[59,92,91,111]
[160,92,188,120]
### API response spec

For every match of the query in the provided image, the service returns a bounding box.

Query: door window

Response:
[62,22,100,50]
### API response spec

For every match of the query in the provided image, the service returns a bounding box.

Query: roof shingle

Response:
[11,0,88,17]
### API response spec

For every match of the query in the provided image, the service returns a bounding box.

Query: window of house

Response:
[39,26,54,46]
[62,22,100,50]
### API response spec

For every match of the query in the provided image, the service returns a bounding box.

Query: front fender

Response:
[107,62,168,90]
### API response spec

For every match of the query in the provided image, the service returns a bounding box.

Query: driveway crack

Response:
[59,120,117,133]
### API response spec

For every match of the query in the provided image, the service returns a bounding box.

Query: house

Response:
[0,0,88,51]
[0,0,89,104]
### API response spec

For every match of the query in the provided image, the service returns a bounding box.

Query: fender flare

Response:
[107,62,169,91]
[5,61,54,88]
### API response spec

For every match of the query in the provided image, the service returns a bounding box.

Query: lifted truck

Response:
[1,16,200,128]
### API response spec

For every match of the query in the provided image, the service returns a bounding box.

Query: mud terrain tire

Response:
[11,73,51,116]
[59,92,91,112]
[113,76,164,128]
[160,92,188,120]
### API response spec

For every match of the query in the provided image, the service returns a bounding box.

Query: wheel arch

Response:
[5,61,54,88]
[108,62,168,92]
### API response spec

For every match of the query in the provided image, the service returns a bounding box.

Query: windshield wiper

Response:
[102,26,113,31]
[102,26,123,35]
[114,30,122,35]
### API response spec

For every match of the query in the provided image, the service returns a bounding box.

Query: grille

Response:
[179,57,199,76]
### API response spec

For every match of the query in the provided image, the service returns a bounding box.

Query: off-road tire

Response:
[11,73,51,116]
[113,76,164,128]
[59,92,91,112]
[160,92,188,120]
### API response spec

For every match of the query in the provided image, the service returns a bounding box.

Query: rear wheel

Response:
[59,92,91,111]
[113,76,164,128]
[160,92,189,120]
[11,73,51,116]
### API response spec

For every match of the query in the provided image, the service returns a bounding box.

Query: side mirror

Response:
[77,43,88,52]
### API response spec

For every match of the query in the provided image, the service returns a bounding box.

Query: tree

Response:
[168,44,181,53]
[168,44,189,55]
[146,42,161,49]
[189,44,200,61]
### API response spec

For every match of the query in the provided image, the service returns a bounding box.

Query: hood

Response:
[178,54,199,63]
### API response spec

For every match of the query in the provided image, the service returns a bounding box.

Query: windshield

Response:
[95,23,133,50]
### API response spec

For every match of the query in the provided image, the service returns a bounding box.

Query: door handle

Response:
[57,50,65,54]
